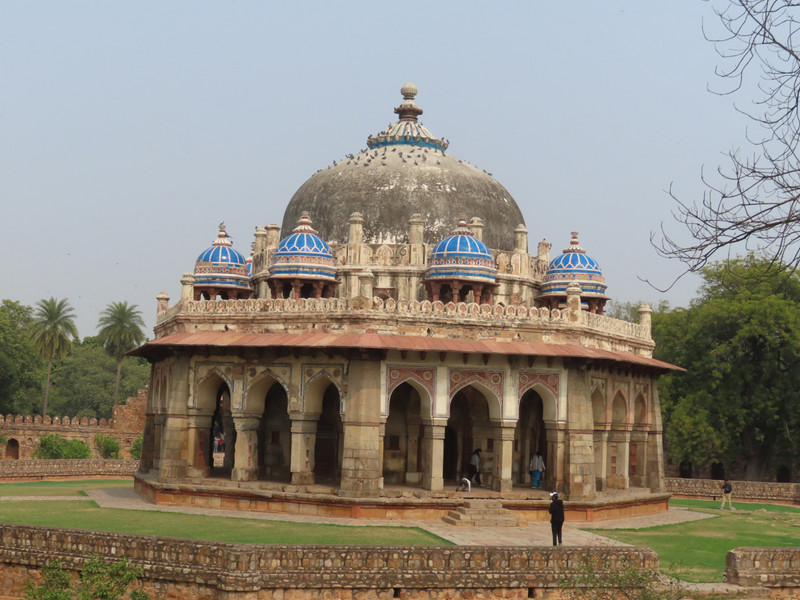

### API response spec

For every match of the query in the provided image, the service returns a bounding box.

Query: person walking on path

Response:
[529,452,545,488]
[720,480,733,509]
[549,492,564,546]
[468,449,482,487]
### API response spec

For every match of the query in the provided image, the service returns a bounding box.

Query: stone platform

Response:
[134,473,670,522]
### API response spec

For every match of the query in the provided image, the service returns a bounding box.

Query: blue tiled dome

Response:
[425,219,497,284]
[194,224,251,291]
[269,212,337,282]
[541,232,607,299]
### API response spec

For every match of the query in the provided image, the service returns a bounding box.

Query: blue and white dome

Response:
[425,219,497,284]
[194,224,251,291]
[269,212,337,282]
[540,232,608,300]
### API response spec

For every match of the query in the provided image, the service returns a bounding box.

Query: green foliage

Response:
[560,556,683,600]
[25,555,150,600]
[96,302,146,407]
[654,255,800,478]
[33,434,92,459]
[48,338,150,420]
[0,300,44,414]
[93,434,120,459]
[29,298,79,417]
[129,434,143,460]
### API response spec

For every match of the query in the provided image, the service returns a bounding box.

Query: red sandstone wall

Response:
[0,390,147,460]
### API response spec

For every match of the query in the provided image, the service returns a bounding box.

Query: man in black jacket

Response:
[549,492,564,546]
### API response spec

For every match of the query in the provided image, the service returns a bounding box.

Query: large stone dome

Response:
[281,83,525,250]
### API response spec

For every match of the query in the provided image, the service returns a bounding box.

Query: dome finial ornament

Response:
[366,83,449,151]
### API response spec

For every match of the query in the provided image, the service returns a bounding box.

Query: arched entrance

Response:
[209,383,235,478]
[258,382,291,481]
[383,382,425,487]
[5,439,19,460]
[514,390,546,486]
[443,386,491,485]
[313,384,342,483]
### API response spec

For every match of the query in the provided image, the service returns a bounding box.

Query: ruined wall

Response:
[725,548,800,587]
[0,390,147,460]
[666,477,800,504]
[0,523,658,600]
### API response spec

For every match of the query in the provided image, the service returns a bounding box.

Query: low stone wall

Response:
[725,547,800,587]
[0,459,138,481]
[666,477,800,504]
[0,522,657,600]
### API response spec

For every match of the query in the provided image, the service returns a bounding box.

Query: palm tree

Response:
[29,297,79,417]
[97,301,146,409]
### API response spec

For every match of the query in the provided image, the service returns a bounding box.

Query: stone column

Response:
[339,358,382,497]
[158,413,189,480]
[545,422,567,494]
[494,425,516,493]
[139,413,157,472]
[607,430,630,489]
[406,418,422,485]
[422,420,446,491]
[638,303,653,339]
[593,430,609,491]
[468,217,484,241]
[290,417,317,485]
[347,212,364,264]
[180,272,195,303]
[156,291,170,316]
[629,429,648,487]
[186,411,214,479]
[232,415,261,482]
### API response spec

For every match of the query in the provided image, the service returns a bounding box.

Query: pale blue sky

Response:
[2,2,751,336]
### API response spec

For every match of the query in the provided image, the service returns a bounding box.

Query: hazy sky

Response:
[2,2,753,337]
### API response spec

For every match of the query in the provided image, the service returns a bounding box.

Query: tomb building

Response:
[133,83,678,515]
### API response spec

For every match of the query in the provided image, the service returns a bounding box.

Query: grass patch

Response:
[0,479,132,497]
[585,500,800,583]
[670,497,800,514]
[0,500,449,546]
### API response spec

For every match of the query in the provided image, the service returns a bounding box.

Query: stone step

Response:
[442,502,521,527]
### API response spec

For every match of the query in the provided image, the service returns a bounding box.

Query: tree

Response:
[94,433,120,459]
[656,1,800,279]
[654,255,800,479]
[29,298,78,418]
[0,300,43,414]
[96,302,146,409]
[25,555,150,600]
[129,434,143,460]
[48,337,149,420]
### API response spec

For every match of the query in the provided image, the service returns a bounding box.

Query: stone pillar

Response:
[593,430,609,491]
[513,224,528,254]
[607,430,630,489]
[253,226,267,255]
[468,217,484,241]
[566,282,582,321]
[406,419,422,484]
[347,212,364,264]
[265,224,281,250]
[156,291,170,316]
[629,429,648,487]
[232,416,261,482]
[422,421,446,491]
[494,425,516,493]
[537,239,551,263]
[358,270,374,300]
[290,417,317,485]
[646,383,666,492]
[158,414,189,480]
[339,358,382,497]
[139,413,157,472]
[180,272,195,303]
[186,411,214,479]
[545,423,567,494]
[408,213,426,269]
[639,303,653,339]
[563,367,596,500]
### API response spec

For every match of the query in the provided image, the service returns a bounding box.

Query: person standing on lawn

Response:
[720,480,733,509]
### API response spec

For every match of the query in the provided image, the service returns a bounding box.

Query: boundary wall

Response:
[725,548,800,588]
[0,458,138,481]
[666,477,800,504]
[0,522,657,600]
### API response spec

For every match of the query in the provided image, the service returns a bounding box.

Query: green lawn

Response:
[0,479,132,497]
[585,498,800,583]
[0,479,447,545]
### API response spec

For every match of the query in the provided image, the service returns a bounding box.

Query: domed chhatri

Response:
[282,83,525,250]
[540,232,608,314]
[193,223,251,300]
[424,218,498,305]
[268,212,338,299]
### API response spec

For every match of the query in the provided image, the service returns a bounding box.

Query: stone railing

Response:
[725,547,800,587]
[0,522,658,599]
[0,459,139,480]
[162,297,651,341]
[1,414,111,427]
[666,477,800,503]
